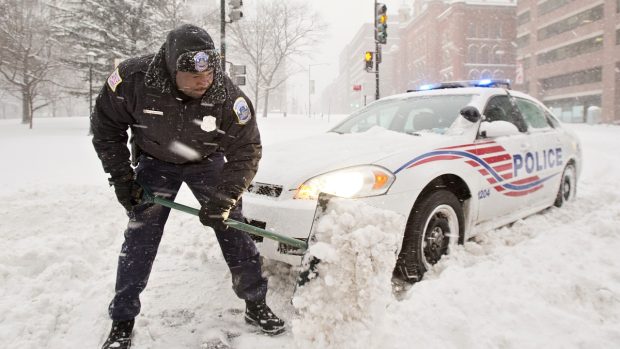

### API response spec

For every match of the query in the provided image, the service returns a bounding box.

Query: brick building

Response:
[516,0,620,124]
[399,0,517,91]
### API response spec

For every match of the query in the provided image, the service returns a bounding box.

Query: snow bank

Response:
[291,199,406,349]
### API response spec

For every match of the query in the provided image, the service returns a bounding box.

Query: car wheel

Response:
[393,190,464,283]
[554,163,577,208]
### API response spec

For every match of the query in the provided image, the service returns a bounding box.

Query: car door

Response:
[475,94,533,224]
[513,97,565,207]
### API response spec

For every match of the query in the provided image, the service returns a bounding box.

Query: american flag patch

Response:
[107,68,122,92]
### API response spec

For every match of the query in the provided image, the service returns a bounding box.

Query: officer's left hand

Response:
[199,192,236,231]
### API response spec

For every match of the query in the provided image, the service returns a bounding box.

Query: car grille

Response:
[247,182,283,197]
[246,219,265,243]
[278,238,308,256]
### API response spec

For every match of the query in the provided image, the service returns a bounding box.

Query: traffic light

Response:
[364,51,374,72]
[229,0,243,22]
[375,3,387,44]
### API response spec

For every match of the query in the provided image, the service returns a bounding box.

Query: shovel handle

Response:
[141,186,308,251]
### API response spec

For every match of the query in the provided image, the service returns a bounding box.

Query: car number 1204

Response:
[478,188,491,200]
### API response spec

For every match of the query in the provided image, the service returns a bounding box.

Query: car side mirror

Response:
[460,106,481,123]
[479,120,520,138]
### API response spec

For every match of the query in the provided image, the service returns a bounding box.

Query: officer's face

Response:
[176,69,215,99]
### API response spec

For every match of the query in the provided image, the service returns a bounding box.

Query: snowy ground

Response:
[0,116,619,349]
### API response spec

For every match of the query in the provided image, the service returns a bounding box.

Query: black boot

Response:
[102,319,134,349]
[245,299,285,335]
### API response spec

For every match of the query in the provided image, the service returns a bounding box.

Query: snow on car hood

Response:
[253,127,446,189]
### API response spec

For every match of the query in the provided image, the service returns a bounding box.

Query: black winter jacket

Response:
[91,28,261,200]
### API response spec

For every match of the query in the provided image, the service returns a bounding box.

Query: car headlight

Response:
[294,165,395,200]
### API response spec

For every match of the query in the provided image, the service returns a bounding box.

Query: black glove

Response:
[199,191,237,231]
[108,172,143,211]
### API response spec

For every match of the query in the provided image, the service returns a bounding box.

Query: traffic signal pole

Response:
[220,0,226,72]
[374,0,379,100]
[375,41,380,100]
[364,2,386,101]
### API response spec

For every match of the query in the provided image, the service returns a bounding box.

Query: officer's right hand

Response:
[109,172,143,211]
[199,191,237,231]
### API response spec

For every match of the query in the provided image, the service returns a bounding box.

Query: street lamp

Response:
[86,51,97,116]
[308,63,328,118]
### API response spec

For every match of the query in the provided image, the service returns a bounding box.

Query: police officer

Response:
[91,24,284,349]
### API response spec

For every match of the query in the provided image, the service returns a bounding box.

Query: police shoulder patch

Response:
[107,68,123,92]
[233,97,252,124]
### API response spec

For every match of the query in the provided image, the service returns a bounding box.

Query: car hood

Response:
[253,127,447,190]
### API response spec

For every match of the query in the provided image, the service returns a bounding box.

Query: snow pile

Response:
[291,199,406,349]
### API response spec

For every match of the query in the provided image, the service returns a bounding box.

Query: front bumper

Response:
[243,193,318,265]
[242,189,415,265]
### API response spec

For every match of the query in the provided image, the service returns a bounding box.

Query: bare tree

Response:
[228,0,326,117]
[0,0,62,128]
[151,0,191,32]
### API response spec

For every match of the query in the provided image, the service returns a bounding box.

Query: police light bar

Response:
[408,79,512,92]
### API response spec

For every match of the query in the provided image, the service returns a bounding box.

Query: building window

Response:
[493,70,505,79]
[479,23,489,38]
[492,46,503,64]
[468,23,476,37]
[515,34,530,49]
[540,66,602,91]
[480,45,490,64]
[545,94,601,123]
[481,70,492,79]
[538,0,575,16]
[517,11,531,26]
[468,69,480,79]
[468,45,478,63]
[537,35,604,65]
[538,5,604,41]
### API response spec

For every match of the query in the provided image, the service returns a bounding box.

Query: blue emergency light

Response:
[408,79,511,92]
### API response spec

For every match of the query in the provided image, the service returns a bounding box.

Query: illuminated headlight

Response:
[294,165,395,200]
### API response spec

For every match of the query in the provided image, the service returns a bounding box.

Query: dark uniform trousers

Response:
[109,153,267,321]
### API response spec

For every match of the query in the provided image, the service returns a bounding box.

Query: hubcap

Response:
[562,166,575,202]
[422,205,458,268]
[563,179,571,200]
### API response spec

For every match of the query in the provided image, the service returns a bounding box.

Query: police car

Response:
[243,79,581,283]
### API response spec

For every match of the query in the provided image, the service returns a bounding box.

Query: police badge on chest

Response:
[200,115,217,132]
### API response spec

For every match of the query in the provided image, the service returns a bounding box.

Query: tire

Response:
[554,163,577,208]
[393,190,464,284]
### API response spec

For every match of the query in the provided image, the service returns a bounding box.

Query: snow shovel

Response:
[140,184,309,252]
[140,184,330,289]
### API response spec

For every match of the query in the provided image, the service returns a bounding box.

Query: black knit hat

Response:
[164,24,219,75]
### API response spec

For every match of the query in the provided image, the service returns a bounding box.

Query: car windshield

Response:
[330,94,475,135]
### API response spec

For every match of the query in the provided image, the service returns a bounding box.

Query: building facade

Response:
[516,0,620,123]
[399,0,517,91]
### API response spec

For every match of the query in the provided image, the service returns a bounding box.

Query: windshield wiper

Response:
[406,131,422,136]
